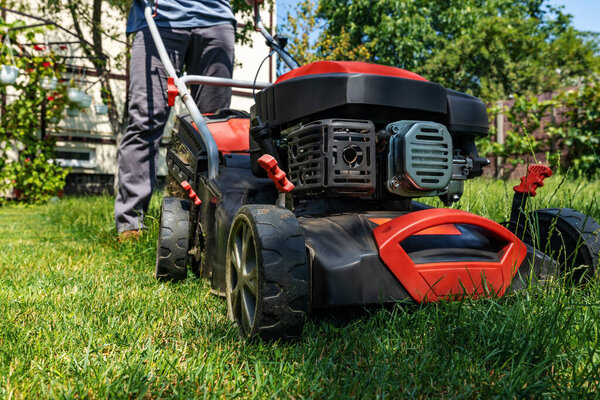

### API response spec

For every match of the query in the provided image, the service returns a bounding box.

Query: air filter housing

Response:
[387,120,453,197]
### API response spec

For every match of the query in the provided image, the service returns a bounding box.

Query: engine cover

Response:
[387,120,453,197]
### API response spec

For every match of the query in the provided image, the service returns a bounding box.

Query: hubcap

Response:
[228,220,258,333]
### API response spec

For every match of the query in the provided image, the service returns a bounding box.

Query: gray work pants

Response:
[115,24,234,233]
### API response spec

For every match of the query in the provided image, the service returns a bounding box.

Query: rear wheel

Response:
[155,197,190,282]
[510,208,600,284]
[226,205,309,340]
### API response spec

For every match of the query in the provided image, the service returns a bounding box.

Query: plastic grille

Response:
[407,125,451,188]
[287,119,376,196]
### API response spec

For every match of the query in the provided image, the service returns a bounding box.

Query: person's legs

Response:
[187,23,235,113]
[115,27,190,233]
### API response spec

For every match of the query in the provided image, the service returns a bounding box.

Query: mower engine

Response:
[251,62,490,205]
[284,118,470,202]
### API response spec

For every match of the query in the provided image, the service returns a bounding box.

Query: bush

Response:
[0,23,69,203]
[479,78,600,178]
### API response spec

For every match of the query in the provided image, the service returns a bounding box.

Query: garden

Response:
[1,0,600,398]
[1,178,599,398]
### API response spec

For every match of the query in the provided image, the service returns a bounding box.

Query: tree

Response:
[282,0,600,101]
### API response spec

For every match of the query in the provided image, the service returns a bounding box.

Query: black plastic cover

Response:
[255,73,448,130]
[298,212,412,307]
[446,90,489,136]
[254,73,489,137]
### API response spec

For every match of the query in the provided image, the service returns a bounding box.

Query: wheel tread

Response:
[155,197,190,282]
[513,207,600,283]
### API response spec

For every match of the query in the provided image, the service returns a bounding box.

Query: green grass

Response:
[1,177,600,399]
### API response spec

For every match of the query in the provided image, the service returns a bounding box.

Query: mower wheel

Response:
[511,208,600,284]
[155,197,190,282]
[226,205,309,340]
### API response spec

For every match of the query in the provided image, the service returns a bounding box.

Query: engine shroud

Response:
[286,119,376,197]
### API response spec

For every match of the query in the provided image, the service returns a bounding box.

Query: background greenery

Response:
[1,177,599,398]
[0,23,69,203]
[282,0,600,101]
[480,78,600,178]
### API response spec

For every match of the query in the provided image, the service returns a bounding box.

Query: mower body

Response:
[165,62,545,308]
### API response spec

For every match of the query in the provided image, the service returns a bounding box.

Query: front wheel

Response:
[226,205,309,340]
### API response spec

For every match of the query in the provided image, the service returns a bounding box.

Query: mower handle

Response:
[180,75,271,90]
[143,0,295,179]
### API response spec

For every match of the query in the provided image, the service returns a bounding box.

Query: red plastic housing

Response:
[373,209,527,302]
[205,117,250,153]
[188,117,250,154]
[275,61,428,84]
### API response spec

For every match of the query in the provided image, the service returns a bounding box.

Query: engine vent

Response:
[287,119,376,197]
[387,120,453,197]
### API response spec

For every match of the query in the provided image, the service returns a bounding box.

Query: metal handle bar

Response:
[180,75,272,89]
[254,16,300,70]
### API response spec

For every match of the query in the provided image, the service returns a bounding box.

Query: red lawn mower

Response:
[149,1,600,339]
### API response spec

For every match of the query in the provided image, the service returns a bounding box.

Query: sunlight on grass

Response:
[0,176,599,398]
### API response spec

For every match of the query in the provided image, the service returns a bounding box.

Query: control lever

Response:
[509,165,553,226]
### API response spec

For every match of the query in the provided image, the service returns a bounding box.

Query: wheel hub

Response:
[228,222,258,332]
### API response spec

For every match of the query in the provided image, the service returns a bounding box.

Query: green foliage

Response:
[1,151,69,203]
[282,0,371,67]
[282,0,600,101]
[480,95,555,169]
[0,23,69,203]
[479,78,600,177]
[549,79,600,176]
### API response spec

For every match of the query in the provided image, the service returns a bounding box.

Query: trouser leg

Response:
[115,27,190,233]
[187,23,235,113]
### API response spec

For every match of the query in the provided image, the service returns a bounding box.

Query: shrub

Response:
[479,78,600,178]
[0,23,69,203]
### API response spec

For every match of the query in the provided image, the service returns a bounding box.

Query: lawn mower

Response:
[149,1,600,339]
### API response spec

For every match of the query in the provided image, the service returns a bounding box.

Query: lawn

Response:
[1,177,599,398]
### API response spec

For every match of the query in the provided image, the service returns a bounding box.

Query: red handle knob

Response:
[513,165,553,197]
[167,77,178,107]
[180,180,202,206]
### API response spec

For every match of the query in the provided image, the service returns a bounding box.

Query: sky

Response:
[277,0,600,33]
[548,0,600,32]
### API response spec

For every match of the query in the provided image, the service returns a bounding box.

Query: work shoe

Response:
[118,229,142,243]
